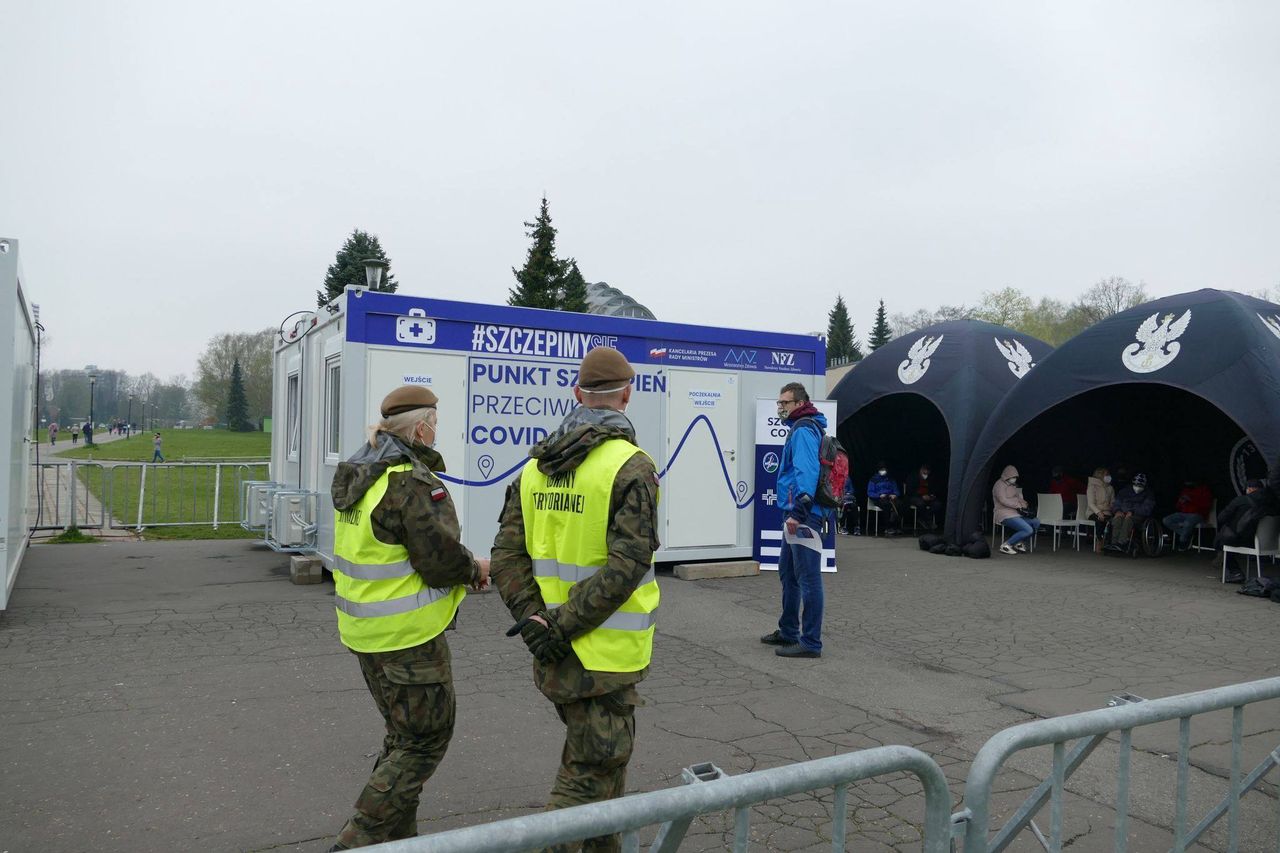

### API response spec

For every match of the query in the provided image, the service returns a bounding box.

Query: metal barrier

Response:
[29,461,108,530]
[29,462,269,531]
[365,745,952,853]
[957,676,1280,853]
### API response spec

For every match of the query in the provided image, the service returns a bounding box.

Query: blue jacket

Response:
[867,473,898,500]
[1113,485,1155,517]
[776,411,833,525]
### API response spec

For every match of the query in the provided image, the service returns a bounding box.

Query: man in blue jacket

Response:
[866,463,902,535]
[760,382,831,659]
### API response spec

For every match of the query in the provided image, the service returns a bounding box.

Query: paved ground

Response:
[1,535,1278,852]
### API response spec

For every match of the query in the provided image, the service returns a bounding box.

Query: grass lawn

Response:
[58,429,271,462]
[63,430,274,540]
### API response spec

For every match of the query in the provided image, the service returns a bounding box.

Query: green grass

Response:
[46,527,99,544]
[62,429,274,540]
[59,429,271,462]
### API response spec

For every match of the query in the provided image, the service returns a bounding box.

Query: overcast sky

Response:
[3,1,1277,378]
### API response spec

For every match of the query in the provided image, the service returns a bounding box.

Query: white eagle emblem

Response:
[1121,309,1192,373]
[1260,313,1280,341]
[993,337,1036,378]
[897,334,943,384]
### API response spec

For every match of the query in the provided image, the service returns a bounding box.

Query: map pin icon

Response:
[736,481,749,501]
[478,455,494,479]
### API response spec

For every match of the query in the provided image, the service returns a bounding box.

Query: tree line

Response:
[823,277,1190,366]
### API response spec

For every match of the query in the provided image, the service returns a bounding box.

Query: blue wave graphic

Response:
[440,415,754,509]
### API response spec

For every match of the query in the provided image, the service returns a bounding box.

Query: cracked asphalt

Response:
[1,536,1277,851]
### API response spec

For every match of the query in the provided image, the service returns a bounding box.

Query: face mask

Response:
[921,473,929,480]
[877,469,887,477]
[1133,485,1145,493]
[1103,476,1112,484]
[1008,478,1019,486]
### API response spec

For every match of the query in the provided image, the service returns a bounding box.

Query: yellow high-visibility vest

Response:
[521,438,659,672]
[332,463,465,653]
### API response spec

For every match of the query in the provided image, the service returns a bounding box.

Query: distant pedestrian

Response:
[49,423,58,445]
[152,433,165,463]
[83,422,94,446]
[71,425,79,444]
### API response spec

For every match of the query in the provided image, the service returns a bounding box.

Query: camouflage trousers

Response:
[541,691,637,853]
[336,641,456,849]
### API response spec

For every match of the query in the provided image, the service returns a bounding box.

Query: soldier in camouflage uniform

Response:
[492,347,661,853]
[328,386,489,851]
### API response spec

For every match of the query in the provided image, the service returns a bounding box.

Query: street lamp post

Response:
[128,394,135,437]
[86,365,98,445]
[363,258,389,290]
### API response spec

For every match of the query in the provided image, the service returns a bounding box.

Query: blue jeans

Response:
[1162,512,1203,544]
[152,451,164,462]
[1002,516,1040,546]
[776,531,824,653]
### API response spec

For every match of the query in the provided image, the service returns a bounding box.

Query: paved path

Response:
[1,536,1277,851]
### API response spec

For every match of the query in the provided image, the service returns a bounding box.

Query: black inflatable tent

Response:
[830,320,1053,538]
[958,289,1280,537]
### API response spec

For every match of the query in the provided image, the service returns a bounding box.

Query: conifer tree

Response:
[509,196,567,310]
[225,359,252,431]
[826,295,860,365]
[316,229,397,307]
[560,260,589,313]
[868,299,892,351]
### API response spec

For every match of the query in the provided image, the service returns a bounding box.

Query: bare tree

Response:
[1075,276,1148,325]
[889,304,972,338]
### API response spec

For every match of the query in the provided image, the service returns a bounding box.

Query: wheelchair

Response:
[1101,515,1167,558]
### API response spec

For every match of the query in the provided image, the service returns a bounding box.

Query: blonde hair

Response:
[367,407,436,447]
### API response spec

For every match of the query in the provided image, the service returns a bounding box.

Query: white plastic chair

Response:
[1035,493,1077,551]
[1194,500,1218,552]
[1223,515,1280,582]
[1072,492,1095,550]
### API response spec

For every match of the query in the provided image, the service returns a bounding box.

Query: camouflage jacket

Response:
[491,406,660,704]
[331,433,481,590]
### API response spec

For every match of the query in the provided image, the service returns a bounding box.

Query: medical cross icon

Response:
[762,489,778,506]
[408,323,424,338]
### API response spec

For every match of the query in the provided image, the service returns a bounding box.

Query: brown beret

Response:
[380,385,439,416]
[578,346,635,391]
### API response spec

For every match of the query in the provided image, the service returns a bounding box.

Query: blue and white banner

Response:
[752,398,837,572]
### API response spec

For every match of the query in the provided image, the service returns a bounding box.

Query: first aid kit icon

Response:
[396,309,436,345]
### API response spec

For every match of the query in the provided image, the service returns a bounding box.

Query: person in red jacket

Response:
[1162,479,1213,550]
[1048,466,1086,518]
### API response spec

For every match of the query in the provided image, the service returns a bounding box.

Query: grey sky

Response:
[3,1,1277,378]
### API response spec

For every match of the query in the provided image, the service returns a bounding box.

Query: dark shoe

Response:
[776,644,821,658]
[760,630,791,646]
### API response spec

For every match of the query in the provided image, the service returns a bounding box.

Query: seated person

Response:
[867,462,902,534]
[1049,466,1085,518]
[839,478,859,535]
[1086,467,1115,553]
[993,464,1039,555]
[1215,479,1275,582]
[1105,472,1155,550]
[907,464,941,530]
[1162,478,1213,550]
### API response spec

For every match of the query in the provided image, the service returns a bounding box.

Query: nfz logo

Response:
[771,352,796,367]
[724,349,757,366]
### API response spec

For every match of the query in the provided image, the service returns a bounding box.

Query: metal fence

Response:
[365,745,953,853]
[957,675,1280,853]
[30,461,269,531]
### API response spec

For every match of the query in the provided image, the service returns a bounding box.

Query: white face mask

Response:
[1133,485,1145,493]
[1103,475,1112,484]
[921,473,929,480]
[877,469,887,477]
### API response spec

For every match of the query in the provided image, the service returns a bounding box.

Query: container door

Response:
[664,369,740,548]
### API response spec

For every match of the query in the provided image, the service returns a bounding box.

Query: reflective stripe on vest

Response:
[521,438,659,673]
[332,462,465,653]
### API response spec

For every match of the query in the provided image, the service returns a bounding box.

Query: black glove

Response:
[505,612,571,664]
